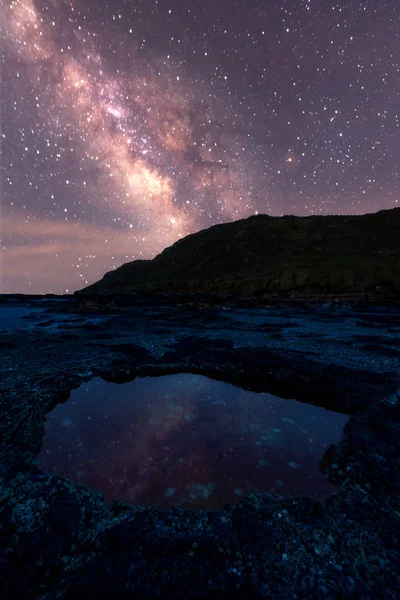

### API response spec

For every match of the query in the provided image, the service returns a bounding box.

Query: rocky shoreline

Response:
[1,295,399,598]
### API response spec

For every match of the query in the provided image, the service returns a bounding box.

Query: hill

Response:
[76,208,400,299]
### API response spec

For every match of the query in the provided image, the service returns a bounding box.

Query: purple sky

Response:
[2,0,399,293]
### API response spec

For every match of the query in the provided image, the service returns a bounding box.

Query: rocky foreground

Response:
[0,294,400,599]
[77,207,400,300]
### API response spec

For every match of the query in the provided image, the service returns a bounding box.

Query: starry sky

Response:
[2,0,399,294]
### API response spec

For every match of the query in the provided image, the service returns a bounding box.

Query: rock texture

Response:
[77,208,400,299]
[1,296,400,598]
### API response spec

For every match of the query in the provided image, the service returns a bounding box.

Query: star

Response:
[2,0,399,292]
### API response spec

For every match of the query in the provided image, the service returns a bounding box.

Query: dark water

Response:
[0,300,94,332]
[0,305,48,329]
[0,299,73,331]
[37,374,349,509]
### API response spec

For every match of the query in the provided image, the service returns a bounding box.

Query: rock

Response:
[1,299,400,598]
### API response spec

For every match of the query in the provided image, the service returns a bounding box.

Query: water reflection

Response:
[37,374,349,509]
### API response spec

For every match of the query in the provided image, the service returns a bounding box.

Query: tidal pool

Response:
[37,374,349,509]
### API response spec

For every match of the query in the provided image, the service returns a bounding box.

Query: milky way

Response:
[2,0,399,293]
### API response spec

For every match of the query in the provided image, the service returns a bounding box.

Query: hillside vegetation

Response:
[77,208,400,298]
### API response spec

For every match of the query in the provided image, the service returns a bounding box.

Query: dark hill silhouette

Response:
[76,208,400,299]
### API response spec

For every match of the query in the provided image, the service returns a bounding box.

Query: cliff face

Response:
[76,208,400,298]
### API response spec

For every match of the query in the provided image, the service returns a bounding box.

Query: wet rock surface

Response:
[1,294,400,599]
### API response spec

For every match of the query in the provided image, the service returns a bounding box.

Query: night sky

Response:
[2,0,399,294]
